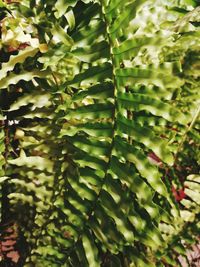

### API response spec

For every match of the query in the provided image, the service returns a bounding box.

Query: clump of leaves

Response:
[0,0,200,266]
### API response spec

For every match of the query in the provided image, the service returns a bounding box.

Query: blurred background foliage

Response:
[0,0,200,266]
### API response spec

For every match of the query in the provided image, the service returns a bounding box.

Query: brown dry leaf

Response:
[2,240,16,246]
[6,251,20,263]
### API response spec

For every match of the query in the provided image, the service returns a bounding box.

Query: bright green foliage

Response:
[0,127,6,223]
[0,0,200,266]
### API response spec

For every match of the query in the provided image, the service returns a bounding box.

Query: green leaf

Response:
[9,92,51,111]
[64,103,114,120]
[67,175,97,201]
[187,174,200,183]
[114,136,168,198]
[0,70,50,90]
[67,63,113,86]
[117,115,174,165]
[51,24,74,46]
[109,157,161,220]
[60,122,113,138]
[65,9,75,30]
[8,152,53,173]
[100,190,135,243]
[115,65,183,89]
[72,82,114,101]
[185,188,200,205]
[67,136,110,158]
[75,153,107,170]
[0,47,38,80]
[0,176,10,183]
[118,92,188,124]
[72,20,106,47]
[82,232,101,267]
[54,0,77,18]
[72,41,110,63]
[108,0,146,37]
[0,113,4,120]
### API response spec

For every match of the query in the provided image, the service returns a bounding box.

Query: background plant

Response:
[0,0,200,266]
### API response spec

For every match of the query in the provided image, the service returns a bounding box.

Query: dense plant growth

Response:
[0,0,200,266]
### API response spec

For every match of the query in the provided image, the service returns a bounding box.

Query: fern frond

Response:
[0,0,199,266]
